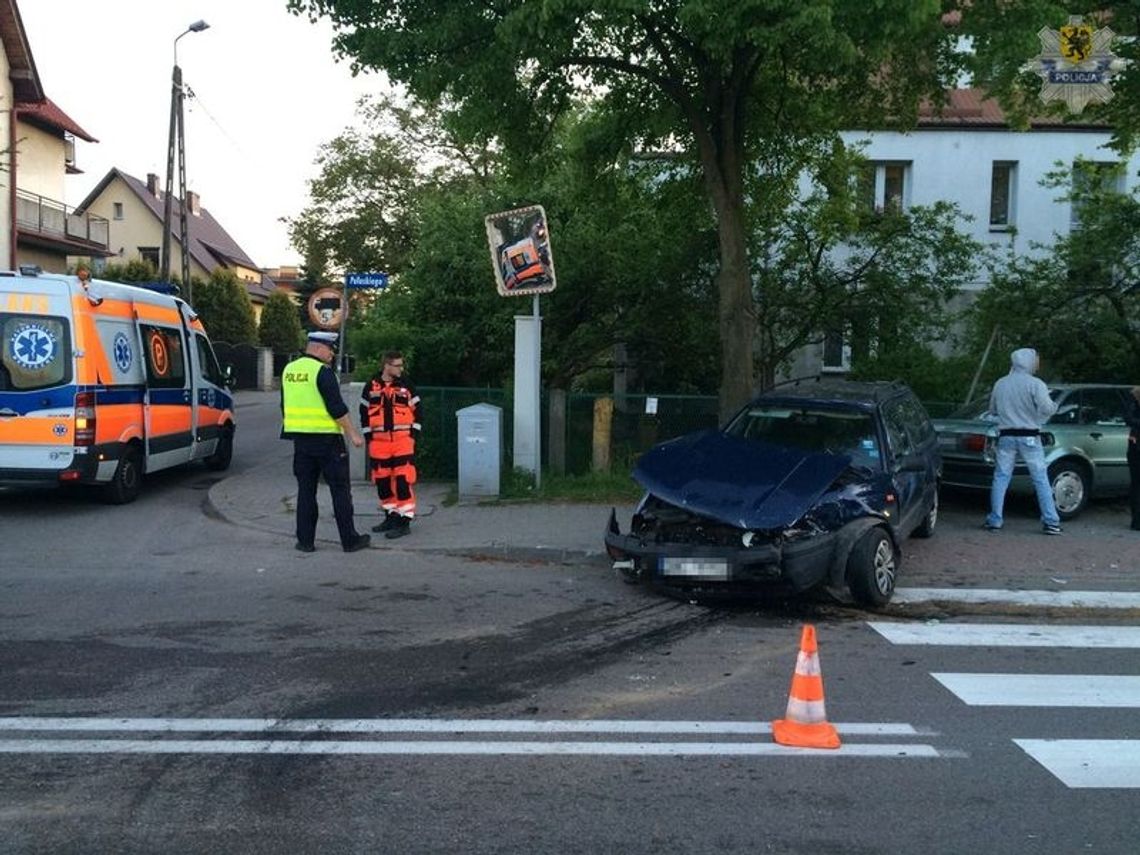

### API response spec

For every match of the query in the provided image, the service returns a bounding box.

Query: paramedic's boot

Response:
[371,511,398,533]
[385,515,411,539]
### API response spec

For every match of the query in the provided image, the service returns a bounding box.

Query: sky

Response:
[19,0,387,269]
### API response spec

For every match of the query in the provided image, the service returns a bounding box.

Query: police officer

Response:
[281,331,370,553]
[360,350,421,539]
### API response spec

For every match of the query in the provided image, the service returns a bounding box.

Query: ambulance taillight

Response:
[74,391,96,446]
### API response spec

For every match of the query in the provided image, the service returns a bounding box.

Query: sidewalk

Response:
[213,389,1140,609]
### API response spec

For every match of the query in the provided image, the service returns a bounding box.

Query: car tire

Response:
[847,527,897,608]
[913,490,938,539]
[1048,459,1090,520]
[204,426,234,472]
[104,446,142,505]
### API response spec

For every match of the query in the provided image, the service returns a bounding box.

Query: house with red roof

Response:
[75,168,276,318]
[0,0,108,272]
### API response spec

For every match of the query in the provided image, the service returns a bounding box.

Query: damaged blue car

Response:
[604,379,941,607]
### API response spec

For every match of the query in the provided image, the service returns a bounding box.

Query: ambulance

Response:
[0,269,235,503]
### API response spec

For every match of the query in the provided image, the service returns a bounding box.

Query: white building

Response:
[791,88,1138,376]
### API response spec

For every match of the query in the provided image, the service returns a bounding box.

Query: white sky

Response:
[20,0,387,268]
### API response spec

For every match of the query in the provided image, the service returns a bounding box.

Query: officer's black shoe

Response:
[295,541,316,553]
[371,512,397,533]
[384,517,411,540]
[343,534,371,553]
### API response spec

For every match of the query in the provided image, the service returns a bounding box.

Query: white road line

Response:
[0,718,925,736]
[892,588,1140,608]
[933,674,1140,707]
[0,739,948,758]
[1015,740,1140,789]
[870,623,1140,648]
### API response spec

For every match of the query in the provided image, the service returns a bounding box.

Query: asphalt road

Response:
[1,402,1137,854]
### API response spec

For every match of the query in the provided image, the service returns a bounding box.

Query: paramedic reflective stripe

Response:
[281,356,339,434]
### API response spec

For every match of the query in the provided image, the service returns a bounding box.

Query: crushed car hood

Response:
[633,430,852,530]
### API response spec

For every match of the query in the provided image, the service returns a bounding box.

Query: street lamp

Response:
[161,19,210,304]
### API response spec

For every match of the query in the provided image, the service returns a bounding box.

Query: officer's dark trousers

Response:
[293,435,358,548]
[1129,440,1140,530]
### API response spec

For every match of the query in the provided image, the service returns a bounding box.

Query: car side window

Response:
[882,400,913,458]
[1079,388,1126,425]
[897,395,935,446]
[1048,392,1080,425]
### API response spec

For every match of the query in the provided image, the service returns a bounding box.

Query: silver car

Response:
[932,384,1133,519]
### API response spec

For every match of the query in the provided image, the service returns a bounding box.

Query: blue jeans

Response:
[987,435,1060,528]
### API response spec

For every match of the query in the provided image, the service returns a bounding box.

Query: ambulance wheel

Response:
[205,427,234,471]
[104,447,142,504]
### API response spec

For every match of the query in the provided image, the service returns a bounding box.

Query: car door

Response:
[1077,387,1131,492]
[881,397,929,534]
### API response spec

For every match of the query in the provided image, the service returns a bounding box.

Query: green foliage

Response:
[289,0,962,416]
[97,258,160,283]
[193,269,257,345]
[497,467,642,504]
[955,2,1140,152]
[849,345,982,411]
[258,291,305,354]
[968,161,1140,384]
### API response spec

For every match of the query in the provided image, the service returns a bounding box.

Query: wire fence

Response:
[413,388,964,480]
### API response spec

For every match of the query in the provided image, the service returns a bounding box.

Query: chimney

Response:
[146,173,161,197]
[187,190,201,216]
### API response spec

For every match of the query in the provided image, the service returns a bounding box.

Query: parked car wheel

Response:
[847,527,897,607]
[1049,459,1090,520]
[103,446,142,505]
[204,426,234,471]
[913,491,938,539]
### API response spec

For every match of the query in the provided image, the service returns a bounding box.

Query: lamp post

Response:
[161,19,209,304]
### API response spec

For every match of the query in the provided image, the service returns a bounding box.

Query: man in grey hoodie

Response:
[984,347,1063,534]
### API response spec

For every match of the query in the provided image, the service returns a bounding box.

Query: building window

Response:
[990,161,1016,229]
[1071,160,1123,229]
[822,329,851,372]
[113,202,124,221]
[860,162,910,213]
[139,247,160,269]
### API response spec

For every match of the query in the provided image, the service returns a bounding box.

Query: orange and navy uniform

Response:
[359,375,422,517]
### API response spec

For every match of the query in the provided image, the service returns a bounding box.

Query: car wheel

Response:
[913,490,938,539]
[847,527,897,608]
[1049,460,1090,520]
[204,426,234,471]
[103,446,142,504]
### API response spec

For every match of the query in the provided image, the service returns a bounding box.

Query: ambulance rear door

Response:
[0,279,77,478]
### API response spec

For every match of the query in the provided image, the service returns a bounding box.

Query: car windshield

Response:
[948,388,1063,420]
[724,404,881,469]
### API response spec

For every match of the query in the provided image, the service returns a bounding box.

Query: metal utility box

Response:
[457,403,502,500]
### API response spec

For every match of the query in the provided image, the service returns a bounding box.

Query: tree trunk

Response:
[713,197,754,421]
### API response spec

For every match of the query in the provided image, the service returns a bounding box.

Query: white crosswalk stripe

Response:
[870,620,1140,789]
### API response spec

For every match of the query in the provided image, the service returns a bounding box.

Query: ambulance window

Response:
[140,324,186,389]
[195,334,225,387]
[1,314,72,391]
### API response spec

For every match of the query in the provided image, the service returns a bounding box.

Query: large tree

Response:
[288,0,958,418]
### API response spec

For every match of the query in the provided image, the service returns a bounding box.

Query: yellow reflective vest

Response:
[282,356,340,434]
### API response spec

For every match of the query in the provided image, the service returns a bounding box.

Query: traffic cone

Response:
[772,624,841,749]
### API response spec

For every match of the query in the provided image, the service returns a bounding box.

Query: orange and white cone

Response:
[772,624,841,749]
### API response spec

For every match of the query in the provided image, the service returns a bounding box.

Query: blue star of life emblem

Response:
[113,332,133,373]
[10,324,56,370]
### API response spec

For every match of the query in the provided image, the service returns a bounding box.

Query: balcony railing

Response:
[15,189,110,251]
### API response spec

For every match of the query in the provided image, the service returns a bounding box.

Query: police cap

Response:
[307,331,339,350]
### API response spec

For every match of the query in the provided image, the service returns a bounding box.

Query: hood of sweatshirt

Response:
[1009,348,1038,375]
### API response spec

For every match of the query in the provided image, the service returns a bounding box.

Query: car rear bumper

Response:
[604,510,837,591]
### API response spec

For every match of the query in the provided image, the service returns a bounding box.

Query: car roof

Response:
[1048,383,1132,392]
[752,377,913,408]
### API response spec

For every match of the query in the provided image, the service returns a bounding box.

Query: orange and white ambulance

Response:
[0,269,235,502]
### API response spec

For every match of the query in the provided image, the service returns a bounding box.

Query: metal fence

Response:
[213,342,260,390]
[412,389,961,480]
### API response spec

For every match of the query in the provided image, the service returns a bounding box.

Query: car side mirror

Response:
[223,364,235,389]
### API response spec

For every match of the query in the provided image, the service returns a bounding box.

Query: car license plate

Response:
[659,557,729,579]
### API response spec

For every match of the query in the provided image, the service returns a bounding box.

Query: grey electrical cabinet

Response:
[456,403,501,500]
